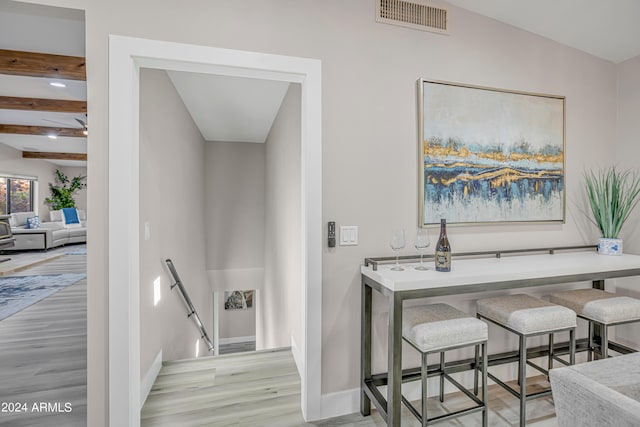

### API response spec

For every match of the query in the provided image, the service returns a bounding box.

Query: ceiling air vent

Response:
[376,0,449,35]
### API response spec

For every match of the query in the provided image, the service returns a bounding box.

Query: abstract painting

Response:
[224,290,254,310]
[419,80,565,226]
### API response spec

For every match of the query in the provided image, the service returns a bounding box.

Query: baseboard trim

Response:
[291,335,303,377]
[320,388,360,419]
[318,383,422,420]
[219,335,256,345]
[140,349,162,408]
[319,372,480,419]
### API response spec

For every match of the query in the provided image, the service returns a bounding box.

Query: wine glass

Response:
[390,228,405,271]
[415,228,430,270]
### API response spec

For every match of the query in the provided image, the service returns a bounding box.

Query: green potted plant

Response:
[45,169,87,210]
[584,167,640,255]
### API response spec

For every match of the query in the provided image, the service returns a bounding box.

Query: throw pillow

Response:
[49,210,62,222]
[61,208,81,229]
[26,216,40,229]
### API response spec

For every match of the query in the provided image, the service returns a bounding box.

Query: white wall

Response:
[260,83,301,350]
[138,68,210,377]
[215,291,256,341]
[205,141,264,340]
[612,54,640,348]
[60,166,87,213]
[68,0,637,424]
[204,141,265,270]
[0,0,85,56]
[615,55,640,252]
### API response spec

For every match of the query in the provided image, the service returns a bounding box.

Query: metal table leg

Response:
[361,279,372,416]
[387,293,403,426]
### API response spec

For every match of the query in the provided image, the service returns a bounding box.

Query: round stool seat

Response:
[477,294,576,335]
[550,289,640,325]
[403,303,488,353]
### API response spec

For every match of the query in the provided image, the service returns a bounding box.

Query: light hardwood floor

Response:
[0,250,86,427]
[142,348,306,427]
[142,348,559,427]
[0,247,557,427]
[0,249,64,276]
[219,340,257,355]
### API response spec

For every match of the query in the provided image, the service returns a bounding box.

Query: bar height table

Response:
[360,250,640,427]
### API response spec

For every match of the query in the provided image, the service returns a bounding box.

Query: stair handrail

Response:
[165,258,214,352]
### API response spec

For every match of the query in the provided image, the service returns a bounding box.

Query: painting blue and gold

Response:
[419,80,565,226]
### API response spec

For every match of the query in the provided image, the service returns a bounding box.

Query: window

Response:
[0,177,35,214]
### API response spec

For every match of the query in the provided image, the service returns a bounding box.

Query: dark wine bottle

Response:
[435,218,451,272]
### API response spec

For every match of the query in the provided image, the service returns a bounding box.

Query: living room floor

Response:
[0,247,87,427]
[0,243,83,276]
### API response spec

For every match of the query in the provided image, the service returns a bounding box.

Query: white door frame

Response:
[108,35,322,426]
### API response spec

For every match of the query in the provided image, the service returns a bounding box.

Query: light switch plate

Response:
[144,222,151,241]
[339,226,358,246]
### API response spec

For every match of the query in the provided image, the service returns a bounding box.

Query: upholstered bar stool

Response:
[403,303,489,426]
[550,288,640,359]
[476,294,576,427]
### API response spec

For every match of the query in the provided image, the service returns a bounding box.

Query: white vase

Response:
[598,238,623,256]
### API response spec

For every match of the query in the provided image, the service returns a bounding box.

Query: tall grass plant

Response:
[584,167,640,239]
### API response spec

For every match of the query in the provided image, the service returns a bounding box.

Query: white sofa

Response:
[550,352,640,427]
[7,210,87,251]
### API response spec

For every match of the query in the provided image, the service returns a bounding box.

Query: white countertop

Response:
[361,251,640,292]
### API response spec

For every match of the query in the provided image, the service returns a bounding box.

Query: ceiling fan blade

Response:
[42,118,80,128]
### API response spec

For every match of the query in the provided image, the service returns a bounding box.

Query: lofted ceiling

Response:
[2,0,640,166]
[0,1,86,167]
[445,0,640,64]
[168,71,290,143]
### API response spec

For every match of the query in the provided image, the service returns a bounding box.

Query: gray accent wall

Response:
[138,69,210,378]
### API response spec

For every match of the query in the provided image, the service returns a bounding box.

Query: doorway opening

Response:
[108,36,322,426]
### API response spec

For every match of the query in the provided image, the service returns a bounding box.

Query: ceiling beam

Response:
[0,49,86,80]
[0,96,86,113]
[22,151,87,161]
[0,124,86,138]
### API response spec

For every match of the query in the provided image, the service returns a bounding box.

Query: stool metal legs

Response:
[422,353,428,427]
[481,342,488,427]
[588,322,594,361]
[548,333,554,375]
[570,329,576,364]
[601,324,609,359]
[519,335,527,427]
[474,345,479,395]
[414,344,488,426]
[439,352,445,403]
[588,320,609,359]
[478,313,576,427]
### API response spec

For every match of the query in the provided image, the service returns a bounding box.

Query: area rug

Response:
[66,247,87,255]
[0,273,86,320]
